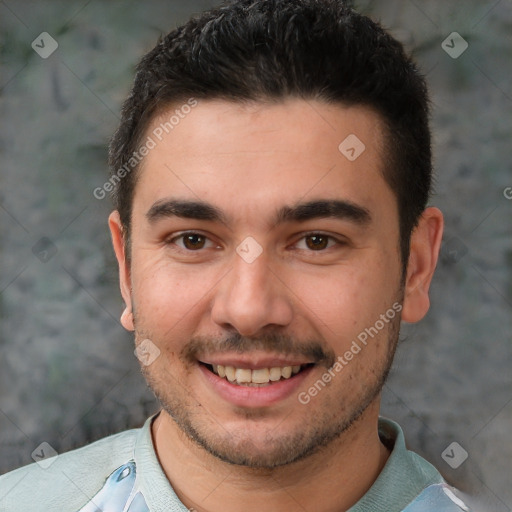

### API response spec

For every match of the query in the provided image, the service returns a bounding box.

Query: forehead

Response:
[132,98,395,228]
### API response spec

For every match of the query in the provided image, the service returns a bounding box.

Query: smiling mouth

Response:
[200,362,315,386]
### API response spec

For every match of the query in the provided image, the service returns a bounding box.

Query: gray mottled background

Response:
[0,1,511,510]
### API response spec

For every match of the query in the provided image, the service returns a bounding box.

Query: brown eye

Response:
[182,233,206,250]
[305,234,329,250]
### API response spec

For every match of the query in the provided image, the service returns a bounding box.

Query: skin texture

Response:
[109,99,443,512]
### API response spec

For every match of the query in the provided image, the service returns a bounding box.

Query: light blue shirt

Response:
[0,414,471,511]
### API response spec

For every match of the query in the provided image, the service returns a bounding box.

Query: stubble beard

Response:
[136,308,402,470]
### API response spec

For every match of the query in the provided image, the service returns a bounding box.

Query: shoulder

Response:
[348,417,472,512]
[402,483,471,511]
[0,427,140,512]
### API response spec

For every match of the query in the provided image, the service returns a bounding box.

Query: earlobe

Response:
[401,207,444,323]
[108,211,134,331]
[120,306,134,332]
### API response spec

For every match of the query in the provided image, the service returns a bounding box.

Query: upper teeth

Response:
[214,365,301,385]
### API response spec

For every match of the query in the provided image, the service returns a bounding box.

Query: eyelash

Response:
[166,231,345,253]
[166,232,217,251]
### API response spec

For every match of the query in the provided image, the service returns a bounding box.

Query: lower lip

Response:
[198,363,314,408]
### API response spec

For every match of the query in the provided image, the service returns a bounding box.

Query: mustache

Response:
[181,331,336,369]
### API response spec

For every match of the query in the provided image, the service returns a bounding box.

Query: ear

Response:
[401,207,444,323]
[108,210,134,331]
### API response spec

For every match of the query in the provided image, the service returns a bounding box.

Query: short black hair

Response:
[108,0,432,270]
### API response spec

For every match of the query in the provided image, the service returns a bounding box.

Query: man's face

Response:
[114,99,406,467]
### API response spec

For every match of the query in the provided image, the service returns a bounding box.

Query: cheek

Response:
[130,256,214,329]
[288,258,399,345]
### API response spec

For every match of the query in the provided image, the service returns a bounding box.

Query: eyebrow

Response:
[146,198,371,227]
[147,199,228,224]
[275,199,371,226]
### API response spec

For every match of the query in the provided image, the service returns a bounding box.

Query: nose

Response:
[210,248,294,337]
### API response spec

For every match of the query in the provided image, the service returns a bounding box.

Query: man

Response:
[0,1,472,510]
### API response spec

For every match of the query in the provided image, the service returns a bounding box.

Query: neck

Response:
[151,401,390,512]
